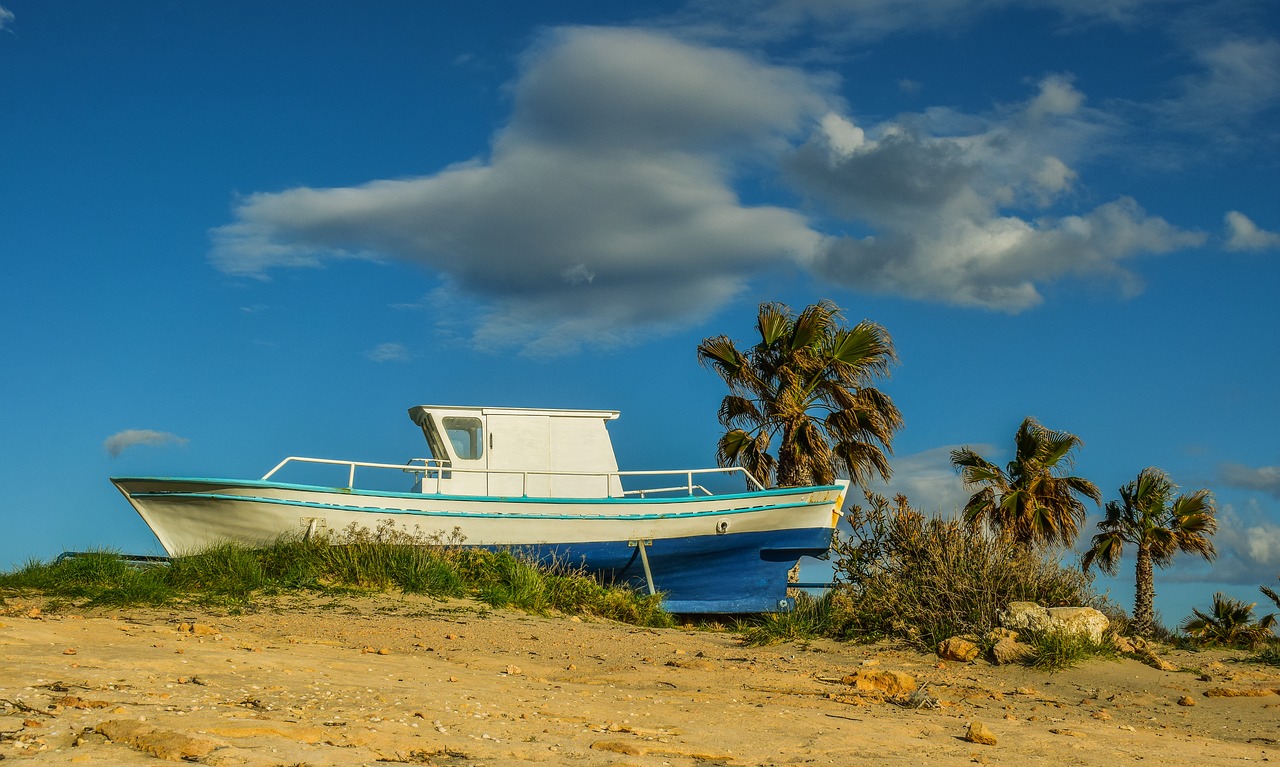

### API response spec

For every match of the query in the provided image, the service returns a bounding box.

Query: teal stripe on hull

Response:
[128,490,828,521]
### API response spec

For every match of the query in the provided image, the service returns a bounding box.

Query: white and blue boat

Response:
[112,405,848,613]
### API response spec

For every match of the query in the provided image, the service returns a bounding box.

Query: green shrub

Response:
[828,491,1100,650]
[1182,592,1277,649]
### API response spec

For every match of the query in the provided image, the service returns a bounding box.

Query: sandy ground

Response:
[2,594,1278,766]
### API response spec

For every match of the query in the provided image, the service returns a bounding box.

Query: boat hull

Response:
[111,477,846,613]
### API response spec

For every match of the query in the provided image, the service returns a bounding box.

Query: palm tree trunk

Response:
[1133,544,1156,637]
[776,421,806,487]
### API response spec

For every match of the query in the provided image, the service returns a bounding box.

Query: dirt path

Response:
[2,595,1278,766]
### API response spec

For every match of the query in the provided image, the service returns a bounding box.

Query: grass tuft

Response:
[1024,629,1115,672]
[740,592,840,646]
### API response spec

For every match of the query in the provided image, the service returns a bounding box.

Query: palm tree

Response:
[697,300,902,488]
[950,417,1101,548]
[1182,592,1277,648]
[1082,467,1217,638]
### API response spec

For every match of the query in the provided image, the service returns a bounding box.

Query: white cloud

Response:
[1158,37,1280,133]
[862,444,980,516]
[675,0,1161,43]
[211,27,831,356]
[1220,462,1280,497]
[1224,211,1280,252]
[1203,500,1280,585]
[789,76,1204,310]
[104,429,189,458]
[365,342,410,362]
[0,6,13,34]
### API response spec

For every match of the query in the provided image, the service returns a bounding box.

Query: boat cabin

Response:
[407,406,625,498]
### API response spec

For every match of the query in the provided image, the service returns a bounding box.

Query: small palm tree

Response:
[1082,467,1217,638]
[1182,592,1277,648]
[697,300,902,488]
[950,417,1101,548]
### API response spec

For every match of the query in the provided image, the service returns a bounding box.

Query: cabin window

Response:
[442,417,484,460]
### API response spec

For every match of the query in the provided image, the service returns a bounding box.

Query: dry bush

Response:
[830,491,1099,650]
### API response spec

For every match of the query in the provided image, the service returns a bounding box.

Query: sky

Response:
[2,0,1278,627]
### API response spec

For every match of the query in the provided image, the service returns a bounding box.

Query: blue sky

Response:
[2,0,1277,626]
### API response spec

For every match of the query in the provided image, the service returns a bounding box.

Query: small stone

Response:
[1110,632,1136,653]
[965,721,998,746]
[1177,696,1196,706]
[938,637,980,662]
[991,637,1032,666]
[840,670,918,700]
[63,648,77,655]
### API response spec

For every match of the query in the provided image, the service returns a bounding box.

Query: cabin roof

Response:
[407,405,620,422]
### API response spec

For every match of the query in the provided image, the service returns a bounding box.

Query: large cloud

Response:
[212,27,830,355]
[791,76,1204,310]
[212,26,1209,353]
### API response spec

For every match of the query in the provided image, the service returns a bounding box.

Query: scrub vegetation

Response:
[0,523,671,628]
[741,491,1101,655]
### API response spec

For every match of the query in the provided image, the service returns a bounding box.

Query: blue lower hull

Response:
[506,526,835,613]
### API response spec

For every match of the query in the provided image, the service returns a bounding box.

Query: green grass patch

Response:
[1023,629,1116,672]
[0,530,671,628]
[739,591,842,646]
[1253,643,1280,667]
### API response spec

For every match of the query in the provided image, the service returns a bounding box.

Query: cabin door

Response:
[484,414,552,497]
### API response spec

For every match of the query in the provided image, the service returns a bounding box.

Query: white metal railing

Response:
[259,456,765,498]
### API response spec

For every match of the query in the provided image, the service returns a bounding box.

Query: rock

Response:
[1136,645,1179,672]
[1203,687,1278,698]
[965,721,998,745]
[592,740,643,756]
[1177,696,1196,706]
[990,637,1032,666]
[1045,607,1109,643]
[938,636,980,662]
[97,720,220,761]
[1110,632,1136,653]
[1000,602,1052,634]
[999,602,1108,642]
[840,670,918,700]
[204,724,329,743]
